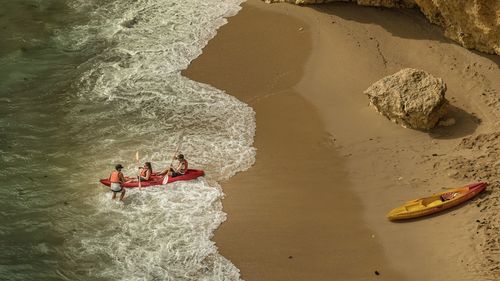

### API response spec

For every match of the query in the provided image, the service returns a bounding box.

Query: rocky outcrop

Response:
[264,0,500,55]
[364,68,448,130]
[415,0,500,55]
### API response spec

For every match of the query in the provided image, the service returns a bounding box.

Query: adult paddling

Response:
[159,154,188,177]
[160,131,185,184]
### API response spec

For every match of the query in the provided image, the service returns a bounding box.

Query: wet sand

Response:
[184,0,500,280]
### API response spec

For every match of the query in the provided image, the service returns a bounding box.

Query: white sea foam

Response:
[72,180,241,281]
[57,0,253,280]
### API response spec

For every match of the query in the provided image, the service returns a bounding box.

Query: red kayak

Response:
[100,169,205,188]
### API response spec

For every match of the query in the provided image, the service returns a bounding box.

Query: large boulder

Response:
[364,68,448,130]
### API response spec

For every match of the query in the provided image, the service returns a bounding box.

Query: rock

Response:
[414,0,500,55]
[263,0,500,55]
[364,68,448,130]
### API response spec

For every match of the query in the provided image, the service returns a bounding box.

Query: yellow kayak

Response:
[387,182,487,221]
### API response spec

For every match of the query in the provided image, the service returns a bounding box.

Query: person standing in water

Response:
[109,164,126,201]
[159,154,188,177]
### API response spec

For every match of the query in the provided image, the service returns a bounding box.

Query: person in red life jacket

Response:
[109,164,126,201]
[159,154,188,177]
[138,162,153,181]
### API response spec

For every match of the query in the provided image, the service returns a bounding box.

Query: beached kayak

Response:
[387,182,487,221]
[99,169,205,188]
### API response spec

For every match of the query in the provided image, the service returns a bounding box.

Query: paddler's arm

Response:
[144,169,151,180]
[158,166,168,176]
[119,172,127,183]
[174,162,182,173]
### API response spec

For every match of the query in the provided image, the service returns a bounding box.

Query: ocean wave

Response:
[55,0,253,280]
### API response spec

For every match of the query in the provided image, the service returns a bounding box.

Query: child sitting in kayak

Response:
[159,154,188,177]
[138,162,153,181]
[109,164,126,201]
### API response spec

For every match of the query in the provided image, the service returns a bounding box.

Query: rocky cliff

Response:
[264,0,500,55]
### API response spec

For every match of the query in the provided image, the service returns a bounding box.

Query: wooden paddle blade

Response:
[162,176,169,185]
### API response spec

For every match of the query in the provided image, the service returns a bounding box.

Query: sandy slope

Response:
[184,1,499,280]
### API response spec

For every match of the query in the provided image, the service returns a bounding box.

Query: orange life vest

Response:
[110,171,122,183]
[140,168,151,177]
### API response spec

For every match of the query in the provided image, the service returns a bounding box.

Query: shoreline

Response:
[184,0,500,280]
[184,2,402,280]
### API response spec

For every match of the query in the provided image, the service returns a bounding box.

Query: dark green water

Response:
[0,0,252,280]
[0,1,103,280]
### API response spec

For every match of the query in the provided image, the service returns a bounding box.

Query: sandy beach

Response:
[184,1,500,280]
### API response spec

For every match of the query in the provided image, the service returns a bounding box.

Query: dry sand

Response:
[184,1,500,280]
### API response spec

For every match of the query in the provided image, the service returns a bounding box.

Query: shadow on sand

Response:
[429,104,480,140]
[311,2,500,66]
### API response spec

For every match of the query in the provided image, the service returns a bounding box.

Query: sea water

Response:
[0,0,254,280]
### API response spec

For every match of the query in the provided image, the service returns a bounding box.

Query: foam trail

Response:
[53,0,254,280]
